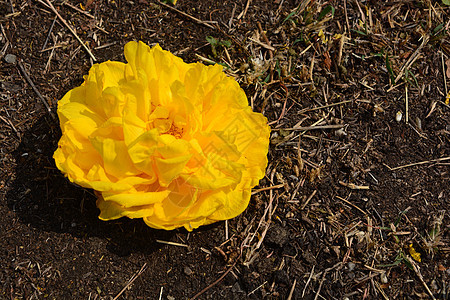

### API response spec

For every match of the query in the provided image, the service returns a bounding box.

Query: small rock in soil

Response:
[4,54,17,64]
[183,266,193,276]
[347,262,356,272]
[381,272,388,284]
[265,224,289,248]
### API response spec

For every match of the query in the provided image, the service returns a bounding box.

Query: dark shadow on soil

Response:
[4,114,185,257]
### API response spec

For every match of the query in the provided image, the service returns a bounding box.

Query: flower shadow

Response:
[5,115,176,256]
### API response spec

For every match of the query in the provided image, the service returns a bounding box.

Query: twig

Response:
[251,184,284,195]
[374,280,390,300]
[237,0,251,19]
[155,240,188,247]
[41,44,63,52]
[248,37,276,51]
[337,34,345,66]
[44,35,58,74]
[343,0,350,37]
[287,279,297,300]
[94,41,117,50]
[395,34,429,83]
[296,44,312,58]
[113,263,147,300]
[157,1,215,29]
[442,51,448,96]
[405,84,409,124]
[314,270,327,300]
[405,256,436,300]
[37,0,97,61]
[408,122,427,139]
[302,265,315,297]
[17,60,56,119]
[301,190,316,210]
[336,195,368,215]
[42,16,57,51]
[338,181,370,190]
[273,124,345,131]
[247,280,268,296]
[228,3,236,28]
[299,100,353,114]
[275,0,285,19]
[225,220,228,241]
[158,286,163,300]
[385,156,450,171]
[8,0,14,13]
[64,2,95,18]
[297,134,304,171]
[195,54,217,65]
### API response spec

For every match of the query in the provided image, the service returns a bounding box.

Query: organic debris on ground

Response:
[0,0,449,299]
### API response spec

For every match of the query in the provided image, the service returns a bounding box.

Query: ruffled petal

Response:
[54,41,270,231]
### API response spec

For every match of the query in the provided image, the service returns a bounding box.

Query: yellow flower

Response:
[408,243,421,262]
[54,41,270,231]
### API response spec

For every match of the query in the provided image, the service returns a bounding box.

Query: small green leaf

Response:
[206,36,218,56]
[405,69,419,88]
[318,5,335,21]
[283,9,298,23]
[351,29,367,36]
[385,54,395,84]
[275,60,281,78]
[293,38,303,45]
[221,40,231,48]
[206,36,218,47]
[161,0,177,4]
[442,0,450,5]
[432,23,444,35]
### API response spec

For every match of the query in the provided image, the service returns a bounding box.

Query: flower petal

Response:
[54,41,271,231]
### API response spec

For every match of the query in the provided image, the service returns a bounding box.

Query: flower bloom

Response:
[54,41,270,231]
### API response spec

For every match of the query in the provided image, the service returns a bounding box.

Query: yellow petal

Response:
[89,137,140,178]
[102,190,170,207]
[97,193,155,220]
[155,155,191,186]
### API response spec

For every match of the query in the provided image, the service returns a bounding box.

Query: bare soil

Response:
[1,0,449,299]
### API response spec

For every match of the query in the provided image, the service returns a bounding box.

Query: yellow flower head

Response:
[54,41,270,231]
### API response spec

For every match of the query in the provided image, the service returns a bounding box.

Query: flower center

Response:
[167,123,184,139]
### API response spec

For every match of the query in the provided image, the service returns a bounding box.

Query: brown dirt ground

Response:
[1,0,449,299]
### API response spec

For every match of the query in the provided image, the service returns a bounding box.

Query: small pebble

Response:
[183,266,193,276]
[335,128,347,137]
[347,262,356,272]
[380,272,388,283]
[4,54,17,64]
[415,117,422,130]
[395,111,402,122]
